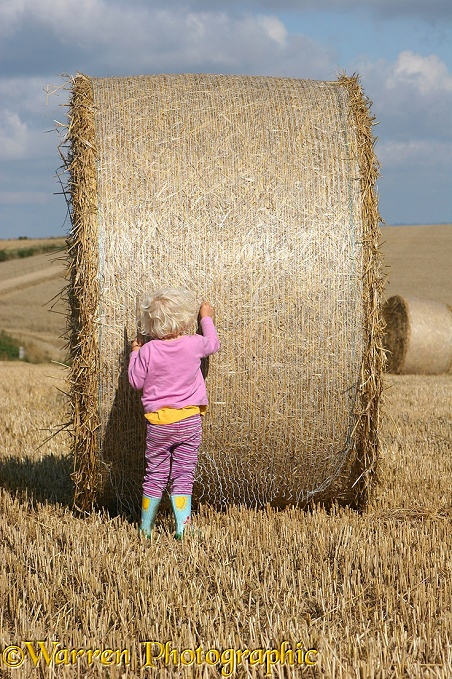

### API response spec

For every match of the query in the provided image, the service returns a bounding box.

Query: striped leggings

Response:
[143,415,202,497]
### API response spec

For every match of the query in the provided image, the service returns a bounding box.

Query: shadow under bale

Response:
[0,453,74,507]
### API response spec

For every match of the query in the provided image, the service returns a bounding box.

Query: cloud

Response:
[355,50,452,221]
[0,110,30,160]
[258,15,288,47]
[2,0,451,62]
[0,0,335,79]
[356,52,452,144]
[0,76,63,161]
[387,51,452,94]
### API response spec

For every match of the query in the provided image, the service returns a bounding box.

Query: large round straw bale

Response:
[383,295,452,374]
[62,72,385,514]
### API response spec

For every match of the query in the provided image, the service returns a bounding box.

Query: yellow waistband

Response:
[145,405,207,425]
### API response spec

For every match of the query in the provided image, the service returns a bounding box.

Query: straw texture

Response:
[383,295,452,374]
[62,72,384,514]
[62,74,101,512]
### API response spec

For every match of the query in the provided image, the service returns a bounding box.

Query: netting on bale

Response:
[383,295,452,374]
[62,72,385,515]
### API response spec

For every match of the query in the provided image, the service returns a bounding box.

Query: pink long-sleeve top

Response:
[128,316,220,413]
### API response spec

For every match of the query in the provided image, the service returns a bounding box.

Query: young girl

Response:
[128,287,220,539]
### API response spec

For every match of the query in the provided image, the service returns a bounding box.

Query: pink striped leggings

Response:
[143,415,202,497]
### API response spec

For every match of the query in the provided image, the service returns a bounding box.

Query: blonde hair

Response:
[141,287,199,339]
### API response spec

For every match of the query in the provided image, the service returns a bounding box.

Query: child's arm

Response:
[198,302,220,356]
[128,339,148,390]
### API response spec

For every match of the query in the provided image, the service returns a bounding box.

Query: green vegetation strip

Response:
[0,244,65,262]
[0,331,20,360]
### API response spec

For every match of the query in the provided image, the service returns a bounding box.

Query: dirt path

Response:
[0,263,66,296]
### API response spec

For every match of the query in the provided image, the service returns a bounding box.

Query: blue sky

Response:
[0,0,451,238]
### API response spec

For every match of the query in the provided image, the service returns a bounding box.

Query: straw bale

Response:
[383,295,452,374]
[61,72,385,514]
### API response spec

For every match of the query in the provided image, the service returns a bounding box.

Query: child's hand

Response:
[199,302,214,318]
[131,338,142,352]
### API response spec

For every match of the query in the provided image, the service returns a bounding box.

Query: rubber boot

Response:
[139,495,161,538]
[171,494,191,539]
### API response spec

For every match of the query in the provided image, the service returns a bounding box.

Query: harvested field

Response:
[0,251,67,362]
[0,362,451,678]
[0,237,66,251]
[380,224,452,305]
[0,251,65,284]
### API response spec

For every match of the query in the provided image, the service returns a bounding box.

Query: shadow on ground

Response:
[0,453,74,507]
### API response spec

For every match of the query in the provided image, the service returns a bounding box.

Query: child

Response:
[128,287,220,539]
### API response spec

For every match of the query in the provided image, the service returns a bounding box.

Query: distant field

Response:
[380,224,452,305]
[0,250,67,362]
[0,236,66,251]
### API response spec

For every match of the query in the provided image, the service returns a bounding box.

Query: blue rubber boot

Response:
[171,494,192,539]
[139,495,161,538]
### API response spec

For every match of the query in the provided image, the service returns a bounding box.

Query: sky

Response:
[0,0,451,238]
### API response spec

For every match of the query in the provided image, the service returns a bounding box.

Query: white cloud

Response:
[353,50,452,223]
[100,9,318,76]
[387,51,452,94]
[0,76,65,162]
[0,110,30,160]
[258,15,288,47]
[356,51,452,145]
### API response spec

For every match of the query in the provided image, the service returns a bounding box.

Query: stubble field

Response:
[0,226,451,678]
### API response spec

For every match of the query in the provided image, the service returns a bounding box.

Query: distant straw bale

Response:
[61,72,385,515]
[383,295,452,374]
